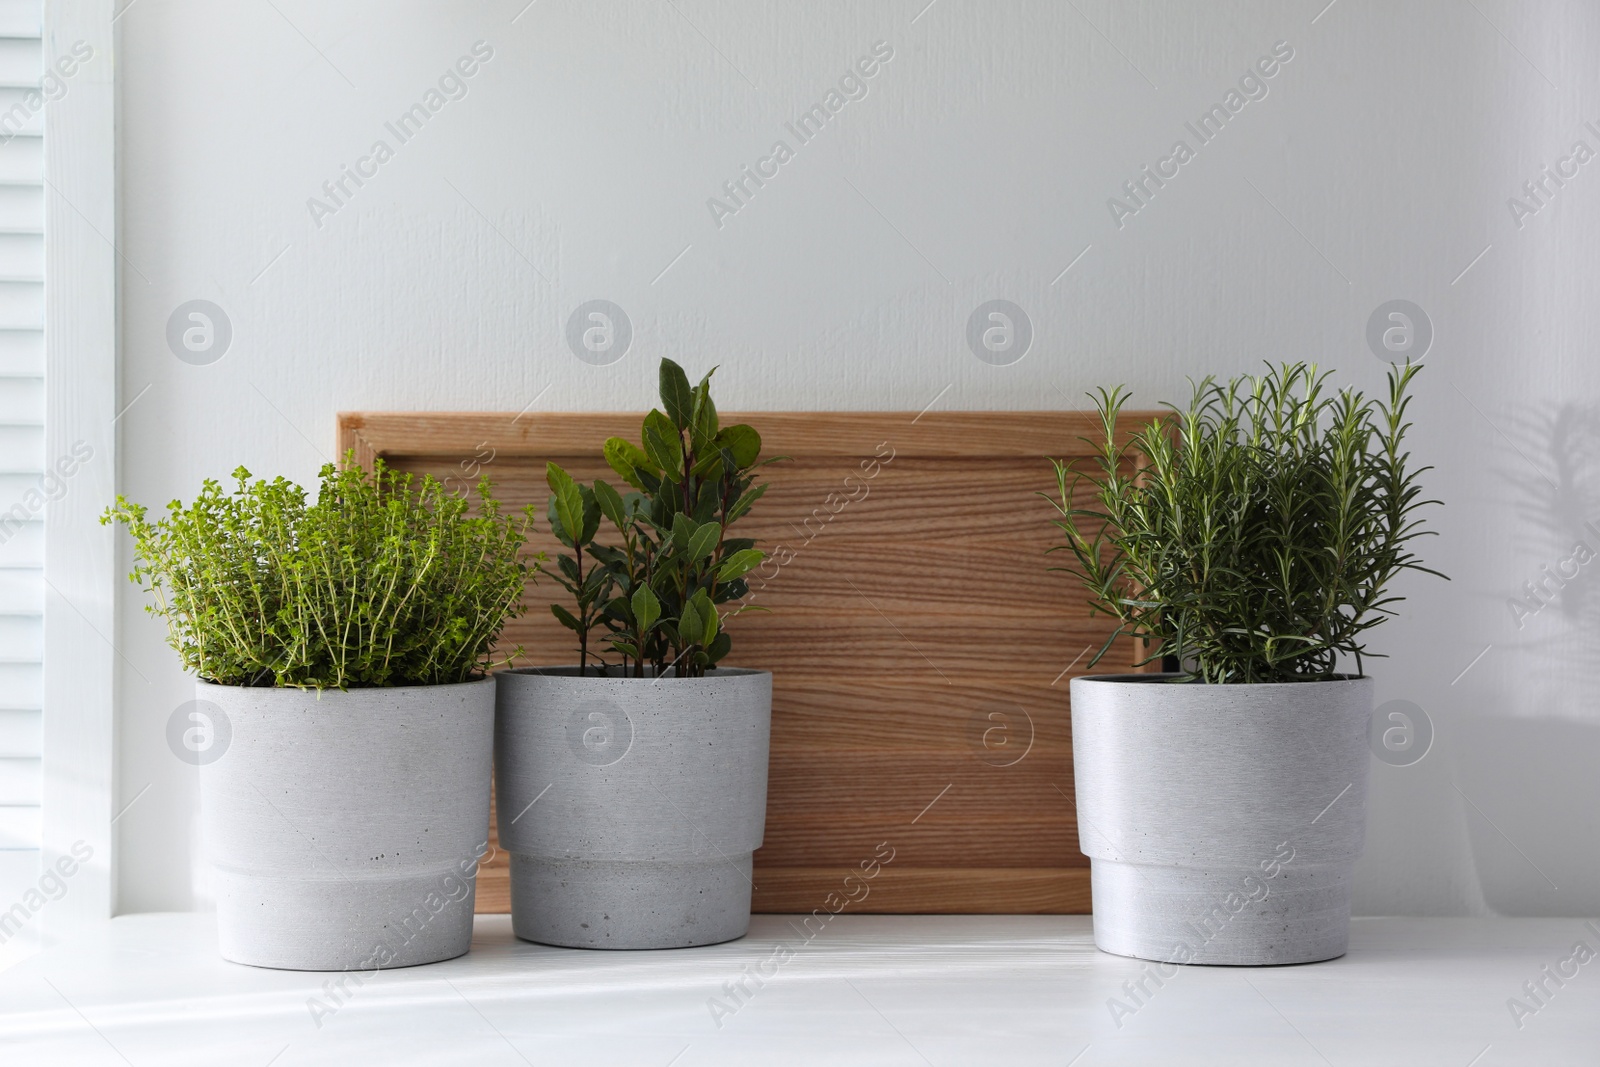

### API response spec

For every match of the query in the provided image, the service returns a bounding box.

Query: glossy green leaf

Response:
[642,410,684,476]
[678,588,717,646]
[580,563,611,598]
[557,554,581,585]
[670,512,697,552]
[550,603,581,632]
[687,521,720,562]
[592,478,627,532]
[659,358,694,431]
[547,463,585,547]
[697,590,720,646]
[725,482,768,523]
[632,584,661,634]
[578,485,601,544]
[525,358,781,679]
[690,450,725,481]
[545,496,570,545]
[587,543,625,568]
[603,437,657,491]
[717,548,763,581]
[690,372,719,451]
[714,424,761,468]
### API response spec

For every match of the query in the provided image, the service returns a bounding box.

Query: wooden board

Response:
[337,411,1161,914]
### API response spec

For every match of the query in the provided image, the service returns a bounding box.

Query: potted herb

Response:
[495,357,773,949]
[1050,363,1443,965]
[105,461,537,970]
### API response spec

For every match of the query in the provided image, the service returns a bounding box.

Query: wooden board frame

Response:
[338,410,1162,915]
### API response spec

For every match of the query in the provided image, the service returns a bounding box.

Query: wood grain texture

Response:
[751,867,1092,914]
[337,411,1161,915]
[476,776,511,914]
[338,410,1149,460]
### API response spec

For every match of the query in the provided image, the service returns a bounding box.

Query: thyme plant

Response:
[1048,362,1444,683]
[543,358,770,678]
[103,459,539,688]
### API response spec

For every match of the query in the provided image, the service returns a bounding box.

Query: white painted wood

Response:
[0,0,39,37]
[0,756,36,804]
[0,612,39,658]
[0,473,36,500]
[39,0,112,932]
[0,280,40,328]
[0,848,38,948]
[0,327,37,374]
[0,371,38,418]
[0,851,36,959]
[0,135,39,183]
[0,185,41,230]
[0,37,37,86]
[0,802,36,848]
[0,90,43,135]
[0,424,39,470]
[0,0,36,909]
[0,663,38,715]
[0,708,39,755]
[0,569,40,613]
[0,839,37,875]
[0,232,41,274]
[0,915,1595,1062]
[0,518,39,565]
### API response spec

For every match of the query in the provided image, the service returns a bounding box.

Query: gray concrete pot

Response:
[1070,673,1372,965]
[196,678,494,970]
[495,666,771,949]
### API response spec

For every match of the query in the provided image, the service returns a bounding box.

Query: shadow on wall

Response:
[1451,402,1600,915]
[1452,716,1600,916]
[1503,402,1600,667]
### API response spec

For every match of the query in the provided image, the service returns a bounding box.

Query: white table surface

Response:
[1,914,1596,1065]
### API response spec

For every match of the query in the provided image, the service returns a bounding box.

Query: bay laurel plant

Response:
[1048,362,1445,684]
[542,358,770,678]
[102,459,540,689]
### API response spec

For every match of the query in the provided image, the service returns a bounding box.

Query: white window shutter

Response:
[0,0,43,913]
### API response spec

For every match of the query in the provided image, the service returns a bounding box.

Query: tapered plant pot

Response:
[196,678,495,970]
[495,666,772,949]
[1070,673,1372,966]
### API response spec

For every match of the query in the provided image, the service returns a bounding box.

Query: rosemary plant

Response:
[103,459,539,688]
[1048,362,1445,683]
[543,358,770,678]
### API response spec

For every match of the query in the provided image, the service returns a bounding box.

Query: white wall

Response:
[113,0,1600,916]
